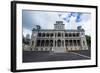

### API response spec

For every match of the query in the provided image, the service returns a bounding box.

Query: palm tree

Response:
[32,25,41,51]
[36,25,41,32]
[32,25,41,32]
[85,35,91,48]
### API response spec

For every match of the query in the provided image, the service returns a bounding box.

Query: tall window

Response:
[41,40,45,46]
[38,33,41,37]
[76,33,79,37]
[46,33,49,37]
[42,33,45,37]
[57,40,61,47]
[36,40,40,46]
[69,33,72,37]
[77,40,80,46]
[45,40,49,46]
[73,40,77,46]
[50,33,53,37]
[73,33,75,37]
[69,40,72,46]
[65,40,68,46]
[50,40,53,47]
[65,33,68,37]
[58,33,61,37]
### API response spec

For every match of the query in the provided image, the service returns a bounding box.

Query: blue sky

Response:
[22,10,91,37]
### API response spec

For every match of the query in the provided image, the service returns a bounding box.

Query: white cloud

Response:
[23,11,91,36]
[80,20,91,36]
[68,16,77,29]
[76,13,91,36]
[23,28,32,38]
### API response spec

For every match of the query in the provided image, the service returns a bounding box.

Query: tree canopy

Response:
[85,35,91,47]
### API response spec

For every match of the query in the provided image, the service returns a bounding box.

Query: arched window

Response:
[69,33,72,37]
[50,40,53,47]
[57,39,61,47]
[77,40,80,46]
[76,33,79,37]
[65,33,68,37]
[36,40,40,46]
[42,33,45,37]
[65,40,68,46]
[38,33,41,37]
[73,33,76,37]
[45,40,49,46]
[41,40,45,46]
[50,33,53,37]
[58,32,61,37]
[46,33,49,37]
[73,40,77,46]
[69,40,72,46]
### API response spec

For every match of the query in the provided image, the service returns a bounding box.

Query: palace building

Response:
[30,21,88,53]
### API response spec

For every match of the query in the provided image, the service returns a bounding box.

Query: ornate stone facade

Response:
[30,21,88,53]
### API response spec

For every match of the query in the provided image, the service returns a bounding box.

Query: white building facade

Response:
[30,21,88,53]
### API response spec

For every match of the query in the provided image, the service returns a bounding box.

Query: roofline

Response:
[54,24,65,25]
[32,29,85,32]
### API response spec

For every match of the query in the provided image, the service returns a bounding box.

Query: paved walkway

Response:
[23,51,90,63]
